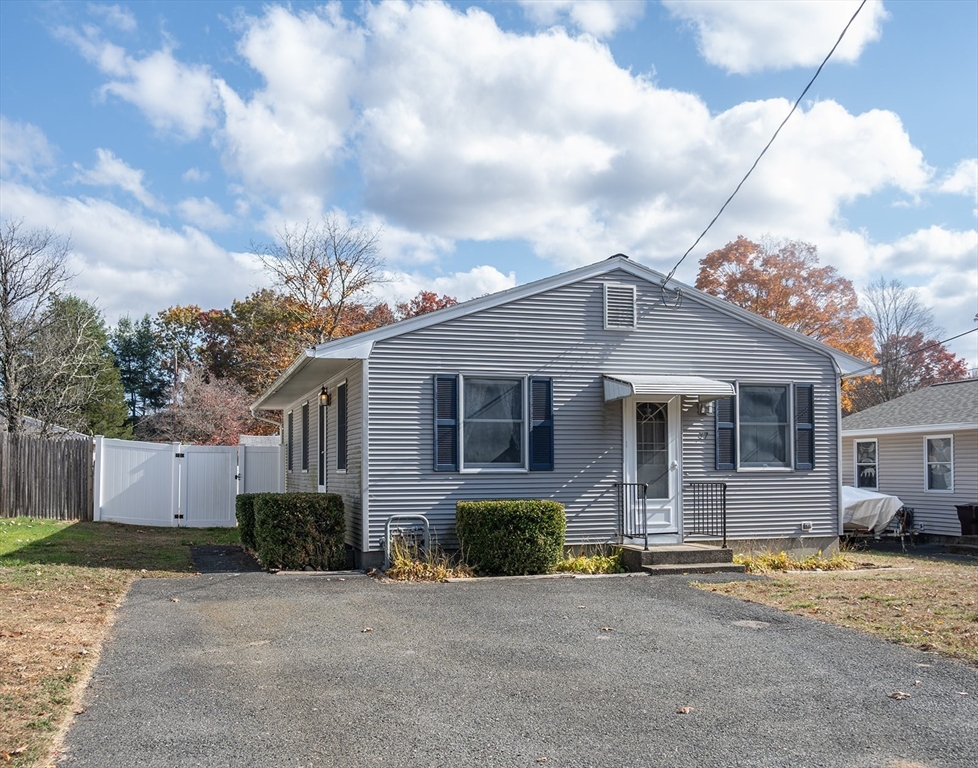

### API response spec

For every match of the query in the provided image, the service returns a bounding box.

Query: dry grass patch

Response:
[0,518,238,767]
[697,549,978,666]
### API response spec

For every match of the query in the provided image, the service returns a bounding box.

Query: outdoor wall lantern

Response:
[698,400,714,417]
[320,386,331,407]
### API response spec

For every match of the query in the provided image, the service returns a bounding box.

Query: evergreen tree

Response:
[110,314,169,424]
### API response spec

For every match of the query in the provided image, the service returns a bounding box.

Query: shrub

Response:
[455,499,565,576]
[253,493,346,570]
[235,493,266,551]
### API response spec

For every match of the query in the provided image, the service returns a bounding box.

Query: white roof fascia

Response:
[603,374,735,403]
[252,341,374,411]
[842,423,978,438]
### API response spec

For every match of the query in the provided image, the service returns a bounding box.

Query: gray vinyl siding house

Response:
[255,256,867,567]
[841,379,978,537]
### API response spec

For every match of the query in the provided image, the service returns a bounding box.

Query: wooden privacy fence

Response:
[0,433,94,520]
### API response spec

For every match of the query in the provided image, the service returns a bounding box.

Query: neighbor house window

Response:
[925,435,953,491]
[336,382,348,471]
[433,374,554,472]
[855,440,878,489]
[301,402,309,471]
[716,383,815,471]
[287,411,294,472]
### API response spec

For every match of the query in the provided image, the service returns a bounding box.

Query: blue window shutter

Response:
[715,396,736,470]
[434,375,459,471]
[794,384,815,470]
[336,384,348,471]
[528,377,554,471]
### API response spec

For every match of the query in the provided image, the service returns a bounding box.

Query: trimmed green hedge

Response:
[253,493,346,570]
[455,499,566,576]
[235,493,266,551]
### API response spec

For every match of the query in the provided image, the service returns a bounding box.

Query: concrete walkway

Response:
[58,572,977,767]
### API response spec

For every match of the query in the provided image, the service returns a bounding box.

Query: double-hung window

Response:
[716,382,815,471]
[855,440,878,489]
[434,374,553,472]
[925,436,953,491]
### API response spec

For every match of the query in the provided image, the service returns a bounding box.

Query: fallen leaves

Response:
[888,691,912,700]
[677,706,694,714]
[361,627,373,633]
[600,627,614,632]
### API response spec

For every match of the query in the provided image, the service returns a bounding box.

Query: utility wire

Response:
[662,0,869,287]
[845,327,978,378]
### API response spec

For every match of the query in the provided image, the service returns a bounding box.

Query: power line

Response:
[845,327,978,378]
[662,0,869,287]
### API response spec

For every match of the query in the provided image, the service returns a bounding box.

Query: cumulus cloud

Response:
[181,167,209,183]
[663,0,887,74]
[176,196,235,230]
[376,265,518,306]
[517,0,645,39]
[73,148,165,211]
[938,158,978,200]
[0,116,57,179]
[55,23,220,138]
[0,181,266,322]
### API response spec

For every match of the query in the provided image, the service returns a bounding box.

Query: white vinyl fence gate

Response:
[93,437,283,527]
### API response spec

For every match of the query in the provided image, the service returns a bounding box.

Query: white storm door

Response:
[625,399,680,534]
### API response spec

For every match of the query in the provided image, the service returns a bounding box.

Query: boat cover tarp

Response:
[842,486,904,533]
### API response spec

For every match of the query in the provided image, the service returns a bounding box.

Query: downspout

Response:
[832,360,845,543]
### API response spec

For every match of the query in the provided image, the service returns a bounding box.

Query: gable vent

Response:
[604,284,637,330]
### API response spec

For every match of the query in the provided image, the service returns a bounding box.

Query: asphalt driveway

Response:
[58,572,977,768]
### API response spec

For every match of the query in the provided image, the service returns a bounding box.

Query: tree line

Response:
[1,217,967,445]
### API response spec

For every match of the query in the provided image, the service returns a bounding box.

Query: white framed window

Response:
[433,374,554,473]
[461,376,525,469]
[716,382,814,471]
[854,439,878,489]
[924,435,953,492]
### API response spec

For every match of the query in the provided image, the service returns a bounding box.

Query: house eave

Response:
[251,341,374,411]
[842,422,978,438]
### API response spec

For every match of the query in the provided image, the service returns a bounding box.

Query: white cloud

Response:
[181,167,209,183]
[376,265,518,306]
[938,158,978,201]
[663,0,887,74]
[176,196,234,230]
[0,181,267,322]
[87,4,137,32]
[518,0,645,39]
[73,148,165,211]
[0,116,57,178]
[56,23,220,139]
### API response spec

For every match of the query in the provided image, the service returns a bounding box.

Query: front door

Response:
[625,399,680,535]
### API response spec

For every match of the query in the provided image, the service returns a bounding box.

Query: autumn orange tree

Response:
[695,237,875,411]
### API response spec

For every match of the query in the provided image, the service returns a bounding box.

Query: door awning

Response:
[603,375,735,403]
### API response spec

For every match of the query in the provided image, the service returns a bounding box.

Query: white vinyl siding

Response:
[842,428,977,536]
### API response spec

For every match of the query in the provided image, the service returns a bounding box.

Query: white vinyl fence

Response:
[93,437,283,527]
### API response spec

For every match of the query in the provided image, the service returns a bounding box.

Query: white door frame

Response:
[622,396,682,536]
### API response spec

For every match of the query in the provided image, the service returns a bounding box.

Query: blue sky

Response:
[1,0,975,363]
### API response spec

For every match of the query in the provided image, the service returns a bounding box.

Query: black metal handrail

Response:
[684,482,727,548]
[615,482,648,550]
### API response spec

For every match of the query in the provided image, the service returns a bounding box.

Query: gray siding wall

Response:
[283,361,363,549]
[842,428,978,536]
[366,269,841,552]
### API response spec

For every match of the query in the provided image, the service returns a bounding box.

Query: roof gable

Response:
[254,255,870,409]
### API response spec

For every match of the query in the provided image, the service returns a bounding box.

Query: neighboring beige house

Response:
[841,379,978,537]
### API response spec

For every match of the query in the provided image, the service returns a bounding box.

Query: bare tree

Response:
[252,214,386,344]
[852,277,967,410]
[0,219,77,434]
[135,364,262,445]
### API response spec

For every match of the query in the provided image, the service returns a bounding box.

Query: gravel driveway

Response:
[58,572,977,768]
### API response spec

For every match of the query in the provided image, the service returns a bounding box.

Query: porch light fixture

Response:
[698,401,714,417]
[319,386,331,407]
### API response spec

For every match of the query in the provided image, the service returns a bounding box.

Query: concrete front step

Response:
[642,562,746,576]
[620,543,734,571]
